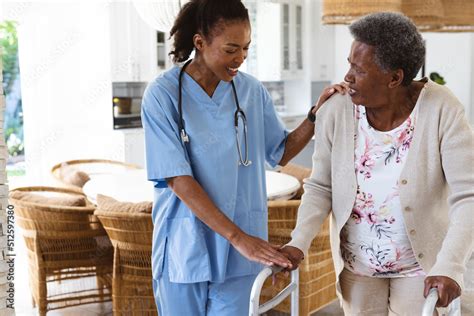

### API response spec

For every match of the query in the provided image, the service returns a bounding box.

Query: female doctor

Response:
[141,0,346,314]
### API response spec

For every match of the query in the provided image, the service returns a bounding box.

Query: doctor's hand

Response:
[424,276,461,307]
[229,232,293,268]
[313,82,350,114]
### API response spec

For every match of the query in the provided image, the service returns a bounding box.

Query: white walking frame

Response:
[249,266,299,316]
[250,268,461,316]
[422,288,461,316]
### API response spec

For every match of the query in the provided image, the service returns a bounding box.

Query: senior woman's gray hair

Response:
[349,12,425,86]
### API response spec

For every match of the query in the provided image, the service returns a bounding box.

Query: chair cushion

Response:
[96,194,152,214]
[58,163,91,187]
[9,191,87,207]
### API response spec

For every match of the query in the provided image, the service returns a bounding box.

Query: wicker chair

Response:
[263,200,337,315]
[10,186,113,316]
[51,159,142,189]
[95,197,157,315]
[278,163,312,199]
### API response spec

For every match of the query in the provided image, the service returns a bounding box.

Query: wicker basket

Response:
[401,0,445,31]
[278,164,312,199]
[322,0,402,24]
[435,0,474,32]
[10,186,113,316]
[265,199,337,315]
[51,159,142,189]
[95,209,157,315]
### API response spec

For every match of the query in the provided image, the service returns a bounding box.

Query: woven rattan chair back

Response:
[95,210,157,315]
[10,186,113,315]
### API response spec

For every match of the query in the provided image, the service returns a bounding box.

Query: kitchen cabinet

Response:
[121,128,146,167]
[280,113,306,131]
[248,0,304,81]
[103,128,146,168]
[308,0,335,82]
[278,113,313,167]
[109,2,168,82]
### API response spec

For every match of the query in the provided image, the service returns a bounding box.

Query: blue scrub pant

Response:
[153,259,257,316]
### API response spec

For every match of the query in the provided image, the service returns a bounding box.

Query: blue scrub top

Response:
[141,65,288,283]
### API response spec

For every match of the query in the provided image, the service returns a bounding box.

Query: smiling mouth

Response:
[348,88,357,96]
[226,67,239,75]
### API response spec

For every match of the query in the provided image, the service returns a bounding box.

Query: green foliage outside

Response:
[429,72,446,85]
[1,20,24,158]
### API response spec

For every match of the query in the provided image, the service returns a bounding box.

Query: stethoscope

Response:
[178,59,252,167]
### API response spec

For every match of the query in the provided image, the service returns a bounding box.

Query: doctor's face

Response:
[198,20,251,82]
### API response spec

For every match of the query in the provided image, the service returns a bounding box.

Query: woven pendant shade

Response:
[435,0,474,32]
[322,0,402,24]
[401,0,445,31]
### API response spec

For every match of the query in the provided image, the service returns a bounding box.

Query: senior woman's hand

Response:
[312,82,350,115]
[278,245,305,270]
[424,276,461,307]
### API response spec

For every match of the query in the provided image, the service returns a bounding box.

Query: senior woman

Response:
[280,12,473,315]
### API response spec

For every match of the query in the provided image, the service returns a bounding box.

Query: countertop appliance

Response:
[112,82,147,129]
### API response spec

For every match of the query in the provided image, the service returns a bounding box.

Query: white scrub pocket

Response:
[166,217,211,283]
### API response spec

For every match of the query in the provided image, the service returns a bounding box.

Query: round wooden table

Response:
[83,169,300,203]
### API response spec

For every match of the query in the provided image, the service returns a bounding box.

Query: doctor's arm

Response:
[166,175,292,268]
[279,83,348,166]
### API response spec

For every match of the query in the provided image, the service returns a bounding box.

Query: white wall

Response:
[13,3,135,184]
[332,25,474,123]
[423,32,473,122]
[333,25,353,84]
[472,35,474,124]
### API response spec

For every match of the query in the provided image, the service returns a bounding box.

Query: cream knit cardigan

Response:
[287,79,474,297]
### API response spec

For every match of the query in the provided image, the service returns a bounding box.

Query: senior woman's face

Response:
[344,41,392,107]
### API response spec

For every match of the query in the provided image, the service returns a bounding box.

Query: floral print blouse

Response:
[340,104,424,278]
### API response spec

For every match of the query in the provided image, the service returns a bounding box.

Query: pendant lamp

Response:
[132,0,190,32]
[401,0,444,31]
[322,0,402,25]
[435,0,474,32]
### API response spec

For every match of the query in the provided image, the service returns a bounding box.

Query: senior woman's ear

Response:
[388,69,405,89]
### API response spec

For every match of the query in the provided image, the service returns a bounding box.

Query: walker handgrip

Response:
[249,266,299,316]
[421,288,461,316]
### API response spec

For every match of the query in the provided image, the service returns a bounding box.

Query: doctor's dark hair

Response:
[169,0,249,63]
[349,12,425,86]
